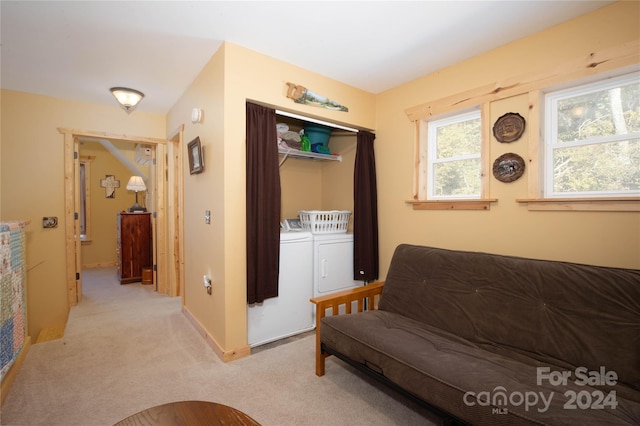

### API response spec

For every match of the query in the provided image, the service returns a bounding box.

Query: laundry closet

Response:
[277,113,357,221]
[247,111,364,347]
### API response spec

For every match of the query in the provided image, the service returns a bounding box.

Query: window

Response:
[426,109,482,200]
[79,157,93,242]
[544,72,640,198]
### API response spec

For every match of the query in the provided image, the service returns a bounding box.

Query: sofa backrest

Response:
[378,244,640,389]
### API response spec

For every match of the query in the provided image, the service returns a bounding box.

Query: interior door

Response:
[74,137,83,302]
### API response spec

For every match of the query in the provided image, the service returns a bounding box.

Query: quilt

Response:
[0,222,26,381]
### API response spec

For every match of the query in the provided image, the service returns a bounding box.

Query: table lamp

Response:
[126,176,147,212]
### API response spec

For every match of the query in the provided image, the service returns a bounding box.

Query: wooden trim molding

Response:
[58,128,167,145]
[58,127,176,304]
[406,199,498,211]
[480,104,492,199]
[1,337,31,405]
[62,131,78,306]
[405,41,640,122]
[516,198,640,212]
[405,41,639,214]
[182,306,250,363]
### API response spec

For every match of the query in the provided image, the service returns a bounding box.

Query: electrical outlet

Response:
[203,275,212,295]
[43,217,58,228]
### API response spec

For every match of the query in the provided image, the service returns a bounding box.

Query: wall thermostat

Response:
[191,108,202,124]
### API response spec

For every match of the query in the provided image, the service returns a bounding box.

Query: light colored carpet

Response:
[1,268,439,426]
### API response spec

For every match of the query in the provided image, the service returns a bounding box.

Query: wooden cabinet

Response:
[116,212,152,284]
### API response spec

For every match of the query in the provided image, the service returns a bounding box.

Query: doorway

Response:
[60,127,185,306]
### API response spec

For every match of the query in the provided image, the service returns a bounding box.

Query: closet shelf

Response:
[278,147,342,166]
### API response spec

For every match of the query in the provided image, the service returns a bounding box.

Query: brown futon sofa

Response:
[311,244,640,425]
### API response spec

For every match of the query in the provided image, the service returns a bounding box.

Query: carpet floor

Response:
[1,267,439,426]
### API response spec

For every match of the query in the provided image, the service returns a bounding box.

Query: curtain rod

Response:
[275,110,359,133]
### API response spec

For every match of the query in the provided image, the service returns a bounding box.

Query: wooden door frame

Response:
[168,125,186,300]
[59,128,184,306]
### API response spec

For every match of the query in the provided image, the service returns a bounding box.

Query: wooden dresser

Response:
[116,212,152,284]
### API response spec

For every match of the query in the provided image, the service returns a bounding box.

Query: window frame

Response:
[405,42,639,212]
[412,104,494,210]
[542,72,640,199]
[426,109,483,200]
[79,156,94,243]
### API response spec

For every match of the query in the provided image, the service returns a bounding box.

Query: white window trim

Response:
[542,72,640,199]
[79,156,94,243]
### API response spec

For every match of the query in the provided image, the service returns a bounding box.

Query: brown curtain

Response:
[246,103,281,303]
[353,130,378,282]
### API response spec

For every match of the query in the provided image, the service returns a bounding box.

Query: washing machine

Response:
[247,231,314,347]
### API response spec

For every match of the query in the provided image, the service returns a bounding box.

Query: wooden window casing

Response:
[405,42,640,212]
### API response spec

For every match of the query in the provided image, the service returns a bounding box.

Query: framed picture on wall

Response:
[188,137,204,174]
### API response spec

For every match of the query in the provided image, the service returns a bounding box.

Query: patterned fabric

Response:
[0,222,26,381]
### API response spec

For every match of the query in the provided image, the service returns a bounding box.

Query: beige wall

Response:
[1,1,637,358]
[319,132,358,233]
[0,90,165,340]
[280,131,357,223]
[224,43,375,352]
[168,2,639,359]
[374,1,640,277]
[280,158,322,219]
[167,42,375,356]
[166,45,227,350]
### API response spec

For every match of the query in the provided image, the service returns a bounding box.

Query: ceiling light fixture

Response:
[110,87,144,113]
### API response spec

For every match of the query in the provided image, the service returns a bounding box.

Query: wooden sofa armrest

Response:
[310,282,385,376]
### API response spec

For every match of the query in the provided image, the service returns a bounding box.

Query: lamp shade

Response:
[110,87,144,112]
[126,176,146,192]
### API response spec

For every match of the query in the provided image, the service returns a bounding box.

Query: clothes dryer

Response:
[312,233,363,320]
[312,233,362,297]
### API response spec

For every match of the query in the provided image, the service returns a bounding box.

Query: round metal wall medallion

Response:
[493,153,525,183]
[493,112,525,143]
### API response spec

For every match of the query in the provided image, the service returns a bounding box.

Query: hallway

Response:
[1,268,437,426]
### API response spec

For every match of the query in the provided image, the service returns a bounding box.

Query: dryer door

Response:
[315,238,360,294]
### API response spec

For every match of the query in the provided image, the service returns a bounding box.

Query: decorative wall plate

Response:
[493,153,525,183]
[493,112,525,143]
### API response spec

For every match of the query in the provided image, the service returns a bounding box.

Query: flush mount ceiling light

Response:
[110,87,144,113]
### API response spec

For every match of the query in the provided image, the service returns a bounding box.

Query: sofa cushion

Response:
[377,245,640,389]
[321,310,640,425]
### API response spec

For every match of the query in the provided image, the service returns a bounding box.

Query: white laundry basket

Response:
[299,210,351,234]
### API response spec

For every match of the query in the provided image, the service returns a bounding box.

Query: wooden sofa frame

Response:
[310,282,468,425]
[310,282,385,376]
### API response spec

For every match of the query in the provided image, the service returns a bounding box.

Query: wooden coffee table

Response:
[114,400,260,425]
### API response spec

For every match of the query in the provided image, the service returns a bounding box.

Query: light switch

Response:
[205,210,211,224]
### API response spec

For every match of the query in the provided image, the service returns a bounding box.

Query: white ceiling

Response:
[1,1,614,114]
